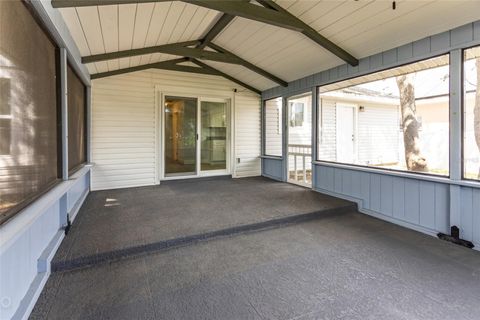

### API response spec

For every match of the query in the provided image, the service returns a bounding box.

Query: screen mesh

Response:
[67,65,86,173]
[0,0,60,224]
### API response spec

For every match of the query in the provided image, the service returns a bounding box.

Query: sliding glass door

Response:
[164,96,197,176]
[163,96,229,178]
[200,100,227,172]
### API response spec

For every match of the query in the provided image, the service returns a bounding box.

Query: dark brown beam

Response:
[207,42,287,87]
[183,1,304,32]
[256,0,358,66]
[84,44,242,64]
[198,14,235,49]
[55,0,358,66]
[83,41,200,63]
[191,59,261,94]
[90,58,219,79]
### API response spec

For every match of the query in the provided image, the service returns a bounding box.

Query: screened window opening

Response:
[464,46,480,180]
[67,64,87,173]
[0,0,60,224]
[264,97,283,157]
[318,55,450,176]
[289,102,305,127]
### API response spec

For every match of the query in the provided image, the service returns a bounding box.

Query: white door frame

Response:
[335,103,358,164]
[157,89,233,181]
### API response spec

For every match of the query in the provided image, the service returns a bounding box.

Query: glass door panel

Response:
[287,93,312,187]
[164,96,197,176]
[200,101,227,172]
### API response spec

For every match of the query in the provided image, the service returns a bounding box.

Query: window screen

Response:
[264,97,283,157]
[67,65,87,173]
[0,0,60,224]
[318,54,450,176]
[463,46,480,180]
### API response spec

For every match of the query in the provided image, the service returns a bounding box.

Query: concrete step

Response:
[51,203,356,273]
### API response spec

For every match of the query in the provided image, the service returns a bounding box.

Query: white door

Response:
[336,105,356,163]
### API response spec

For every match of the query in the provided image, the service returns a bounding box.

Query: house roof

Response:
[55,0,480,93]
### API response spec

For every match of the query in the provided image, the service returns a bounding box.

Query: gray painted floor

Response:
[32,210,480,320]
[53,177,351,264]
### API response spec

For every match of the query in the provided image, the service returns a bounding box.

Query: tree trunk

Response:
[474,58,480,178]
[396,74,428,172]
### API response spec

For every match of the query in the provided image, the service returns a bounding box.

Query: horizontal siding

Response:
[91,75,156,190]
[92,69,261,190]
[235,93,261,177]
[318,99,336,161]
[264,98,282,157]
[357,104,399,165]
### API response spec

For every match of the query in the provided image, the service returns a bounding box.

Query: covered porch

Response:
[2,1,480,319]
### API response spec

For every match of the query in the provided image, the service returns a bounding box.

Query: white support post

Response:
[449,49,463,231]
[60,47,68,181]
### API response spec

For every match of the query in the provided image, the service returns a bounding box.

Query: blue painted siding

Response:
[262,22,480,100]
[0,168,90,320]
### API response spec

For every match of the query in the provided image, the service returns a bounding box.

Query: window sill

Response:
[261,155,283,160]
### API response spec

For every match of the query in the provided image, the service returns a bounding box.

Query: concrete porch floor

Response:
[52,176,353,271]
[31,177,480,319]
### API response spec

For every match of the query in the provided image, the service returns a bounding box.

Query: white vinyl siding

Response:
[357,104,400,166]
[235,93,262,177]
[264,98,282,156]
[318,99,336,161]
[91,69,261,190]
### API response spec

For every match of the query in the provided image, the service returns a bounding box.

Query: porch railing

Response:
[288,144,312,184]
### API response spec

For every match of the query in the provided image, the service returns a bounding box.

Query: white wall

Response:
[91,69,261,190]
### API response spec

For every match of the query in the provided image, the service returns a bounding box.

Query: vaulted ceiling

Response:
[55,0,480,93]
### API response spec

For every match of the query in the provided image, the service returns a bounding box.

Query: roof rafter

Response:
[190,59,261,94]
[52,0,358,66]
[83,42,244,65]
[90,58,219,79]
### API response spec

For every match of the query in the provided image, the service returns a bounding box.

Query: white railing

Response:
[288,144,312,184]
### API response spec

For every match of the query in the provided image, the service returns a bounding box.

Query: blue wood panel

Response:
[434,183,449,234]
[404,179,420,224]
[419,181,436,229]
[369,174,382,212]
[460,187,474,241]
[334,168,343,193]
[392,177,405,220]
[473,189,480,244]
[380,175,393,216]
[341,169,353,196]
[262,158,283,181]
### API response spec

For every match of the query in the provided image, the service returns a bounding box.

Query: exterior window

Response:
[67,64,87,173]
[0,78,11,155]
[463,46,480,180]
[318,54,450,176]
[289,102,304,127]
[264,97,283,157]
[0,0,60,224]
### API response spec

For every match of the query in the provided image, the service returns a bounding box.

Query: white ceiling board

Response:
[131,3,155,49]
[193,9,222,39]
[143,2,172,47]
[117,3,136,68]
[337,0,480,58]
[75,7,105,55]
[59,8,91,56]
[168,4,197,43]
[98,5,119,71]
[204,61,279,91]
[60,0,480,89]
